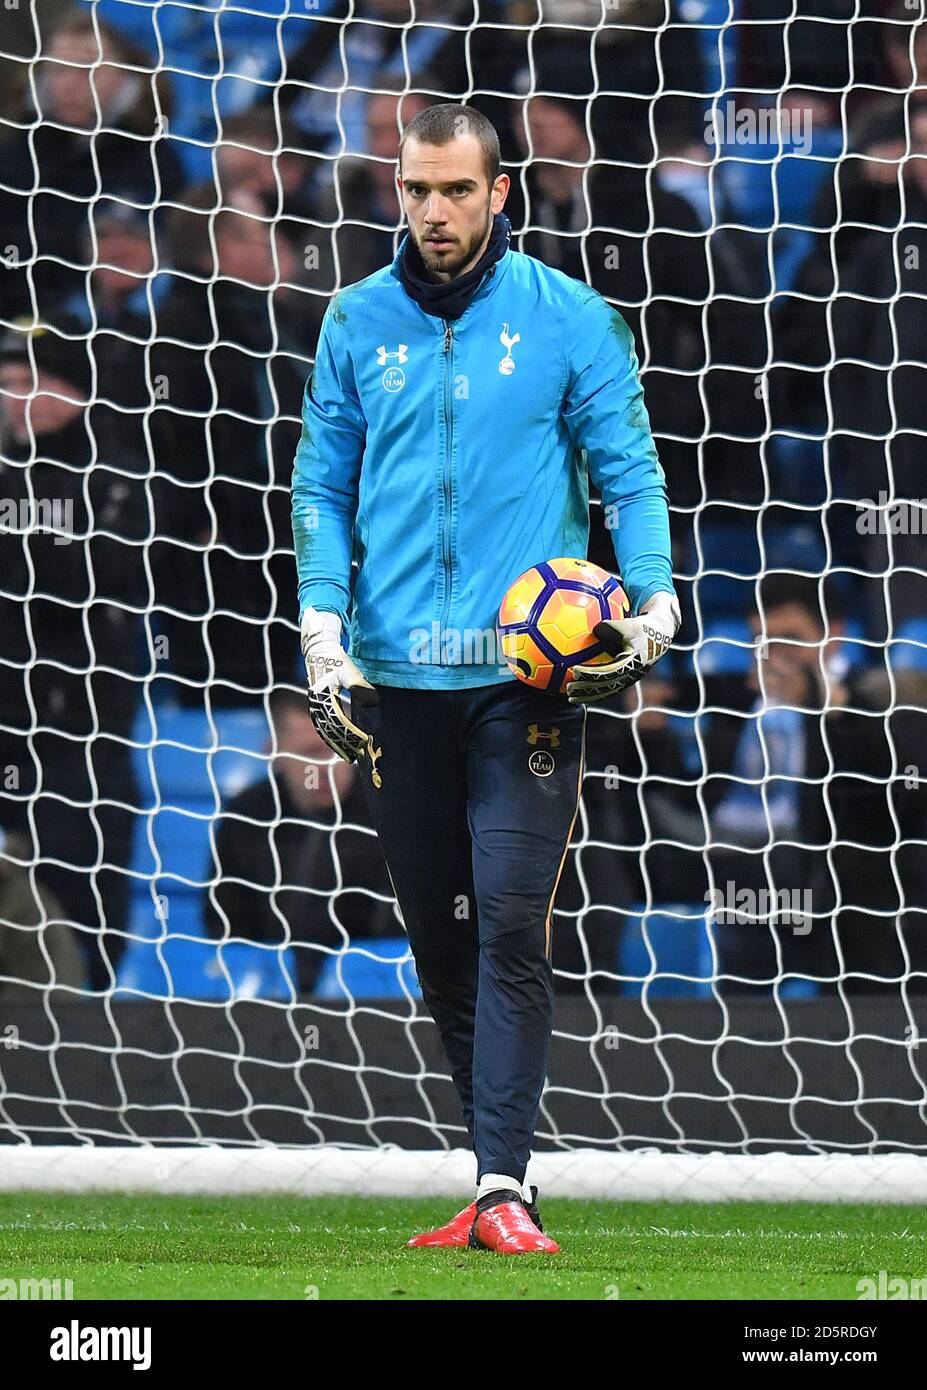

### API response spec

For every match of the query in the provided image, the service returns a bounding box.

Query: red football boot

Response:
[469,1189,561,1255]
[406,1201,477,1248]
[407,1187,546,1249]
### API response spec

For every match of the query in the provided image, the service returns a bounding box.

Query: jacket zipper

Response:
[440,319,454,657]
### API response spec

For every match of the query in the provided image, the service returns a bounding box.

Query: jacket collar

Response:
[394,212,512,321]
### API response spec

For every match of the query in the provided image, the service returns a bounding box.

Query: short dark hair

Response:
[884,1,926,42]
[47,10,174,132]
[269,687,308,728]
[758,574,841,629]
[399,102,500,187]
[218,107,305,156]
[168,182,273,274]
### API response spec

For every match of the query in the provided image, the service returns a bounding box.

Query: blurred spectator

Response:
[508,54,768,541]
[553,669,709,994]
[617,672,708,906]
[821,103,927,637]
[0,318,150,988]
[205,689,396,992]
[708,575,841,992]
[736,0,883,128]
[217,109,320,222]
[511,0,708,164]
[705,573,927,995]
[149,185,316,705]
[654,116,716,229]
[280,0,466,157]
[76,0,331,179]
[0,0,71,121]
[321,84,435,285]
[216,101,415,295]
[360,85,434,220]
[0,830,84,998]
[56,198,168,462]
[0,10,182,321]
[821,664,927,994]
[866,0,927,130]
[217,109,346,318]
[773,100,911,431]
[413,4,529,167]
[67,200,161,331]
[510,78,681,299]
[511,89,699,557]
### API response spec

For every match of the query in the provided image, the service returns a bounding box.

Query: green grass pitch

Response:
[2,1193,925,1300]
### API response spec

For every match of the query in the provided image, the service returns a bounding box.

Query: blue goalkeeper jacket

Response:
[291,236,675,689]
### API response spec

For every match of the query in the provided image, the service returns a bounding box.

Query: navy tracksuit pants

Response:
[353,677,585,1184]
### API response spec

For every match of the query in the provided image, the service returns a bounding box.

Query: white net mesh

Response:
[0,0,926,1191]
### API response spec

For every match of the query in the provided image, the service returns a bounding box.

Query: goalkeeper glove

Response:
[566,591,681,704]
[300,607,378,763]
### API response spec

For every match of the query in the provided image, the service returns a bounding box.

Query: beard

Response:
[413,208,493,279]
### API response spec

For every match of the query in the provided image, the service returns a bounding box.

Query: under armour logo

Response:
[376,344,408,365]
[499,323,520,375]
[527,724,560,747]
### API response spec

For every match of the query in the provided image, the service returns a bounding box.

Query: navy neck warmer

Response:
[398,212,512,321]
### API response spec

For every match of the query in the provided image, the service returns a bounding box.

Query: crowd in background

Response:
[0,0,925,999]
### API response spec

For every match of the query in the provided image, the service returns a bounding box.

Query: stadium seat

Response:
[115,934,223,999]
[777,977,821,999]
[768,435,827,506]
[132,705,269,809]
[692,518,828,618]
[696,617,754,678]
[619,906,714,999]
[212,940,298,1000]
[619,906,821,1000]
[313,938,422,1001]
[126,890,204,943]
[131,800,214,888]
[719,123,844,291]
[115,934,298,1001]
[764,521,828,578]
[690,523,760,616]
[79,0,334,177]
[682,0,739,101]
[77,0,189,52]
[719,124,844,232]
[890,618,927,672]
[126,706,276,994]
[831,617,871,674]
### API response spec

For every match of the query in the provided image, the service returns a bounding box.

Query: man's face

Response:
[216,194,278,287]
[0,362,84,441]
[367,92,428,200]
[750,601,825,704]
[44,32,127,129]
[94,226,155,299]
[273,708,352,810]
[909,110,927,199]
[886,23,927,88]
[516,95,586,163]
[218,140,278,199]
[399,132,509,282]
[218,142,308,209]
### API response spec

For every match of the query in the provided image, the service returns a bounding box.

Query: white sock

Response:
[477,1173,527,1203]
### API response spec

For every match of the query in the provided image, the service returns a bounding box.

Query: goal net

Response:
[1,0,926,1201]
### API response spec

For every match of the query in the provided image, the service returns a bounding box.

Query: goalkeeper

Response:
[291,104,678,1254]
